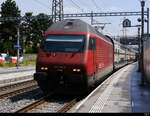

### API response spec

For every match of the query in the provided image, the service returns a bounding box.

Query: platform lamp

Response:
[16,25,20,69]
[136,22,141,73]
[22,34,26,57]
[140,0,145,85]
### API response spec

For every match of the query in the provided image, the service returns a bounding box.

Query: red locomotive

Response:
[34,19,136,94]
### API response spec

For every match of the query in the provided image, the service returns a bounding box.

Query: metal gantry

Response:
[52,0,64,23]
[0,11,148,22]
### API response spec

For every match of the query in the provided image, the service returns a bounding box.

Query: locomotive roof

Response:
[47,19,112,43]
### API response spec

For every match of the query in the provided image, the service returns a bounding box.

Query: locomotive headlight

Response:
[73,69,77,72]
[41,67,45,70]
[44,67,48,70]
[77,69,81,72]
[41,67,48,70]
[73,69,81,72]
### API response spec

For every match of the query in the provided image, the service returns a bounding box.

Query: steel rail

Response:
[57,98,78,113]
[0,84,38,99]
[15,94,53,113]
[0,80,36,91]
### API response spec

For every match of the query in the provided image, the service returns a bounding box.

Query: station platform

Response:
[69,62,150,113]
[0,66,35,87]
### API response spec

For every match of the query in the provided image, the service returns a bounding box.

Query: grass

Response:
[24,53,37,57]
[0,62,17,68]
[20,59,36,66]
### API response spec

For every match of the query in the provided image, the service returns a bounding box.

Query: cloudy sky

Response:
[0,0,150,36]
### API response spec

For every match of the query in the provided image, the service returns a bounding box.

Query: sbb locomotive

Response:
[34,19,137,94]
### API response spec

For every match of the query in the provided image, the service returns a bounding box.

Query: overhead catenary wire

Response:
[35,0,51,10]
[32,0,51,14]
[95,0,112,22]
[69,0,84,12]
[93,0,100,12]
[93,0,115,34]
[91,0,110,27]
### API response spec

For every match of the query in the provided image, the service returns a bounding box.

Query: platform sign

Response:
[14,45,22,50]
[123,19,131,27]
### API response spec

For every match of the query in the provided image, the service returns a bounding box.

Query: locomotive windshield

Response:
[43,34,85,52]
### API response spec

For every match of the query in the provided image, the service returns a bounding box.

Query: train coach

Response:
[143,34,150,84]
[34,19,136,95]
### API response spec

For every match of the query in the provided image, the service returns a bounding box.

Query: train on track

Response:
[34,19,137,94]
[143,34,150,84]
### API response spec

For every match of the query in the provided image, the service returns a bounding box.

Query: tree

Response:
[0,0,21,55]
[21,12,33,44]
[24,13,53,53]
[0,0,53,54]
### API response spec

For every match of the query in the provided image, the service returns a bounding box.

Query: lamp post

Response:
[140,0,145,85]
[23,34,26,57]
[145,8,149,34]
[137,27,141,71]
[16,26,20,69]
[141,0,145,37]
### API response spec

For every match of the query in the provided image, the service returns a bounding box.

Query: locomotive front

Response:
[34,19,90,94]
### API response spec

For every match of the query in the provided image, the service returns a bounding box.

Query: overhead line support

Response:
[0,11,148,21]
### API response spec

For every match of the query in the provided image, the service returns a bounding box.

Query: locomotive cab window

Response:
[89,38,96,50]
[43,34,85,53]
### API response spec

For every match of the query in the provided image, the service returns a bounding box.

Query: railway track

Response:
[15,94,78,113]
[16,95,50,113]
[0,80,36,91]
[57,98,78,113]
[0,78,80,113]
[0,80,38,99]
[0,68,120,113]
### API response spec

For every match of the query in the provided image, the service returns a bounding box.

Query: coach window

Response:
[115,48,117,53]
[89,38,96,50]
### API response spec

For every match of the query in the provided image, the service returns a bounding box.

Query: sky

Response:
[0,0,150,37]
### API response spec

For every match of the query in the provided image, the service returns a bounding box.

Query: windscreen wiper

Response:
[71,46,83,57]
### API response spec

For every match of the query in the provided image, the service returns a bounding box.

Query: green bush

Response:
[25,46,33,53]
[0,62,4,67]
[0,62,16,68]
